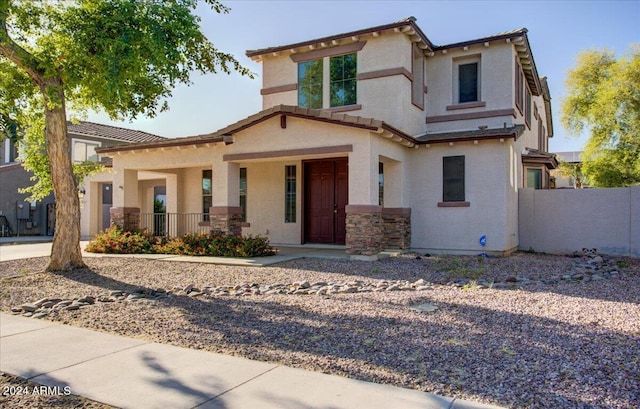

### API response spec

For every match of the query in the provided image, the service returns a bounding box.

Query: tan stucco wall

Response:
[407,140,515,254]
[519,187,640,257]
[107,115,411,242]
[259,31,426,136]
[106,115,528,253]
[425,43,517,134]
[239,161,301,244]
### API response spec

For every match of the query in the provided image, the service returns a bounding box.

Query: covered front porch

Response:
[96,106,415,257]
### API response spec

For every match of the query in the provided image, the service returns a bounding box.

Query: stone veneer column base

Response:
[345,205,383,256]
[382,208,411,250]
[110,207,140,231]
[209,206,243,236]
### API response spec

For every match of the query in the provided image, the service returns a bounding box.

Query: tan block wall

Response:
[519,187,640,257]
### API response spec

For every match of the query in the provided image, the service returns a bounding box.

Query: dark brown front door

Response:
[304,158,348,244]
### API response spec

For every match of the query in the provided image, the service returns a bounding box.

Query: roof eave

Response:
[417,134,518,145]
[246,17,434,60]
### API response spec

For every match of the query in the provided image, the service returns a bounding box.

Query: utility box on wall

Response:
[16,202,30,219]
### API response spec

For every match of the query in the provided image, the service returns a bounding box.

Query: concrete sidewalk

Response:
[1,314,503,409]
[0,240,350,265]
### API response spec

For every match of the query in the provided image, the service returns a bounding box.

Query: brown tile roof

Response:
[246,17,435,59]
[522,147,559,169]
[415,125,526,144]
[67,121,165,144]
[97,105,416,154]
[247,19,542,96]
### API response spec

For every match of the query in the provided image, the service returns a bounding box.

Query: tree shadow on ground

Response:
[44,263,640,409]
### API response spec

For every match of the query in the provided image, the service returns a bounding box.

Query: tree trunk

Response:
[41,79,85,271]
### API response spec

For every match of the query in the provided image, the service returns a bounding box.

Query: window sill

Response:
[446,101,486,111]
[326,104,362,113]
[438,202,470,207]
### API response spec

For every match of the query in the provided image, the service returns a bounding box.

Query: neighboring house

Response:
[551,151,586,189]
[96,17,556,257]
[0,122,164,237]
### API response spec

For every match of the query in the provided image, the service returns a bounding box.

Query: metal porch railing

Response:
[139,213,209,237]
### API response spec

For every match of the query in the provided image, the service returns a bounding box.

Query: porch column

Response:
[165,174,178,237]
[210,162,242,236]
[346,148,384,257]
[382,208,411,249]
[380,160,411,250]
[346,205,384,256]
[110,169,140,231]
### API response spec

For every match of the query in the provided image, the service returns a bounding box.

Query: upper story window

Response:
[411,44,425,108]
[515,57,524,112]
[298,59,323,109]
[452,56,481,105]
[73,139,100,163]
[329,53,357,107]
[524,86,532,128]
[3,138,19,164]
[298,53,357,109]
[459,63,478,103]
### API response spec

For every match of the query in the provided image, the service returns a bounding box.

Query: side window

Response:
[329,53,357,107]
[378,162,384,206]
[202,170,212,219]
[515,57,523,112]
[527,168,542,189]
[412,44,425,108]
[239,168,247,222]
[285,165,296,223]
[443,156,465,202]
[525,86,532,128]
[73,140,100,163]
[298,59,323,109]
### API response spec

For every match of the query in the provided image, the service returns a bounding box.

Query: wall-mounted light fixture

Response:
[78,187,86,199]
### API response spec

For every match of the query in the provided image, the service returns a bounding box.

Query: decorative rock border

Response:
[10,252,628,319]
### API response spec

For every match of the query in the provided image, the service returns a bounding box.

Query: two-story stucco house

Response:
[0,121,164,237]
[95,17,556,257]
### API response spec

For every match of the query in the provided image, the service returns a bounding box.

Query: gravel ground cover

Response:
[1,252,639,408]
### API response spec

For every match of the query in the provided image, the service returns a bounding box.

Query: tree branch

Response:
[0,1,45,86]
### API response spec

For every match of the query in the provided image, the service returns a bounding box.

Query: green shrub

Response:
[85,226,154,254]
[87,228,276,258]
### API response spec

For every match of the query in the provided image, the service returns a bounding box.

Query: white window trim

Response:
[71,138,101,163]
[452,55,481,105]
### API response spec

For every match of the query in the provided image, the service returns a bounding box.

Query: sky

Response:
[86,0,640,153]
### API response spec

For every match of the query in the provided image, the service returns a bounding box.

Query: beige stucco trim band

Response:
[209,206,243,215]
[345,205,383,213]
[357,67,412,82]
[426,109,516,124]
[223,145,353,162]
[261,83,297,96]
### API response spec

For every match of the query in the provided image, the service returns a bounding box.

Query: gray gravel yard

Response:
[1,252,639,409]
